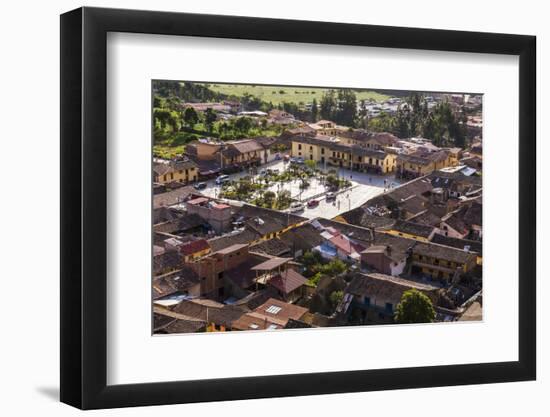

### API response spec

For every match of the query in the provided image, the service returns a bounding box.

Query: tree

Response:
[311,98,319,122]
[182,106,199,129]
[394,289,436,324]
[321,259,347,276]
[320,90,337,120]
[336,89,357,127]
[204,108,217,133]
[263,190,276,208]
[275,189,292,210]
[305,159,317,171]
[329,290,344,308]
[234,116,253,135]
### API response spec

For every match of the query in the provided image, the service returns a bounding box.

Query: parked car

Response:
[289,202,305,213]
[307,199,320,208]
[193,182,207,190]
[296,157,305,164]
[326,192,336,202]
[283,154,290,162]
[274,153,282,160]
[259,169,267,176]
[215,174,230,185]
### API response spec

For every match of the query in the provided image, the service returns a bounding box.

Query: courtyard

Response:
[199,160,403,219]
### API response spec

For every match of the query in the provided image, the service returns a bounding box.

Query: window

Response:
[321,148,325,155]
[218,271,224,280]
[298,144,302,150]
[309,146,313,151]
[364,296,370,306]
[385,303,393,313]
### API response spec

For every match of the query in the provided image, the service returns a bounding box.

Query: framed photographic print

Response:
[60,6,536,410]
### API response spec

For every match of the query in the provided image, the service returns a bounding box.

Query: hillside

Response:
[201,83,390,106]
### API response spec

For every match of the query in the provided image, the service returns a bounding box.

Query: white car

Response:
[289,202,305,213]
[215,174,230,185]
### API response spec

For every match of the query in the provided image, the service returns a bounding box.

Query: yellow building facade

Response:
[154,162,199,184]
[291,138,396,174]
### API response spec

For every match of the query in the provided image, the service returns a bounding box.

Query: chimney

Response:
[386,245,392,256]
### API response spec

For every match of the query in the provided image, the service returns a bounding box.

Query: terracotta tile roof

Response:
[232,298,308,330]
[153,187,198,209]
[180,239,210,256]
[228,139,263,154]
[268,269,308,294]
[249,238,291,257]
[251,257,292,271]
[152,267,200,299]
[207,227,262,252]
[391,220,435,238]
[431,234,482,254]
[214,243,249,255]
[162,319,207,333]
[347,272,438,305]
[413,241,477,264]
[172,299,246,328]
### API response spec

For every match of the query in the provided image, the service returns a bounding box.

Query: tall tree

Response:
[182,106,199,129]
[320,90,337,121]
[204,108,217,133]
[394,289,436,324]
[311,98,319,122]
[336,89,357,127]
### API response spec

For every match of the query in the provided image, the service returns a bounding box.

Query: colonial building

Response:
[396,149,455,179]
[153,158,198,184]
[290,134,397,173]
[411,241,477,283]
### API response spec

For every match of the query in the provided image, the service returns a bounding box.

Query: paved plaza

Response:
[200,160,403,219]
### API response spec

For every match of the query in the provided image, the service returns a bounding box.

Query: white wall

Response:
[0,0,546,415]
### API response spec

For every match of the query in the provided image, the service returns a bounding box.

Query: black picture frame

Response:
[60,6,536,410]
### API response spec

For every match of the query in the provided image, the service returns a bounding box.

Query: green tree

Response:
[336,89,357,127]
[394,289,436,324]
[305,159,317,171]
[321,259,347,276]
[275,189,292,210]
[320,89,337,121]
[234,116,253,135]
[183,107,199,129]
[311,98,319,122]
[263,190,276,208]
[204,108,217,133]
[329,290,344,308]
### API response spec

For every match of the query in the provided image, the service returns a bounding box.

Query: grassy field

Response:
[202,83,390,106]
